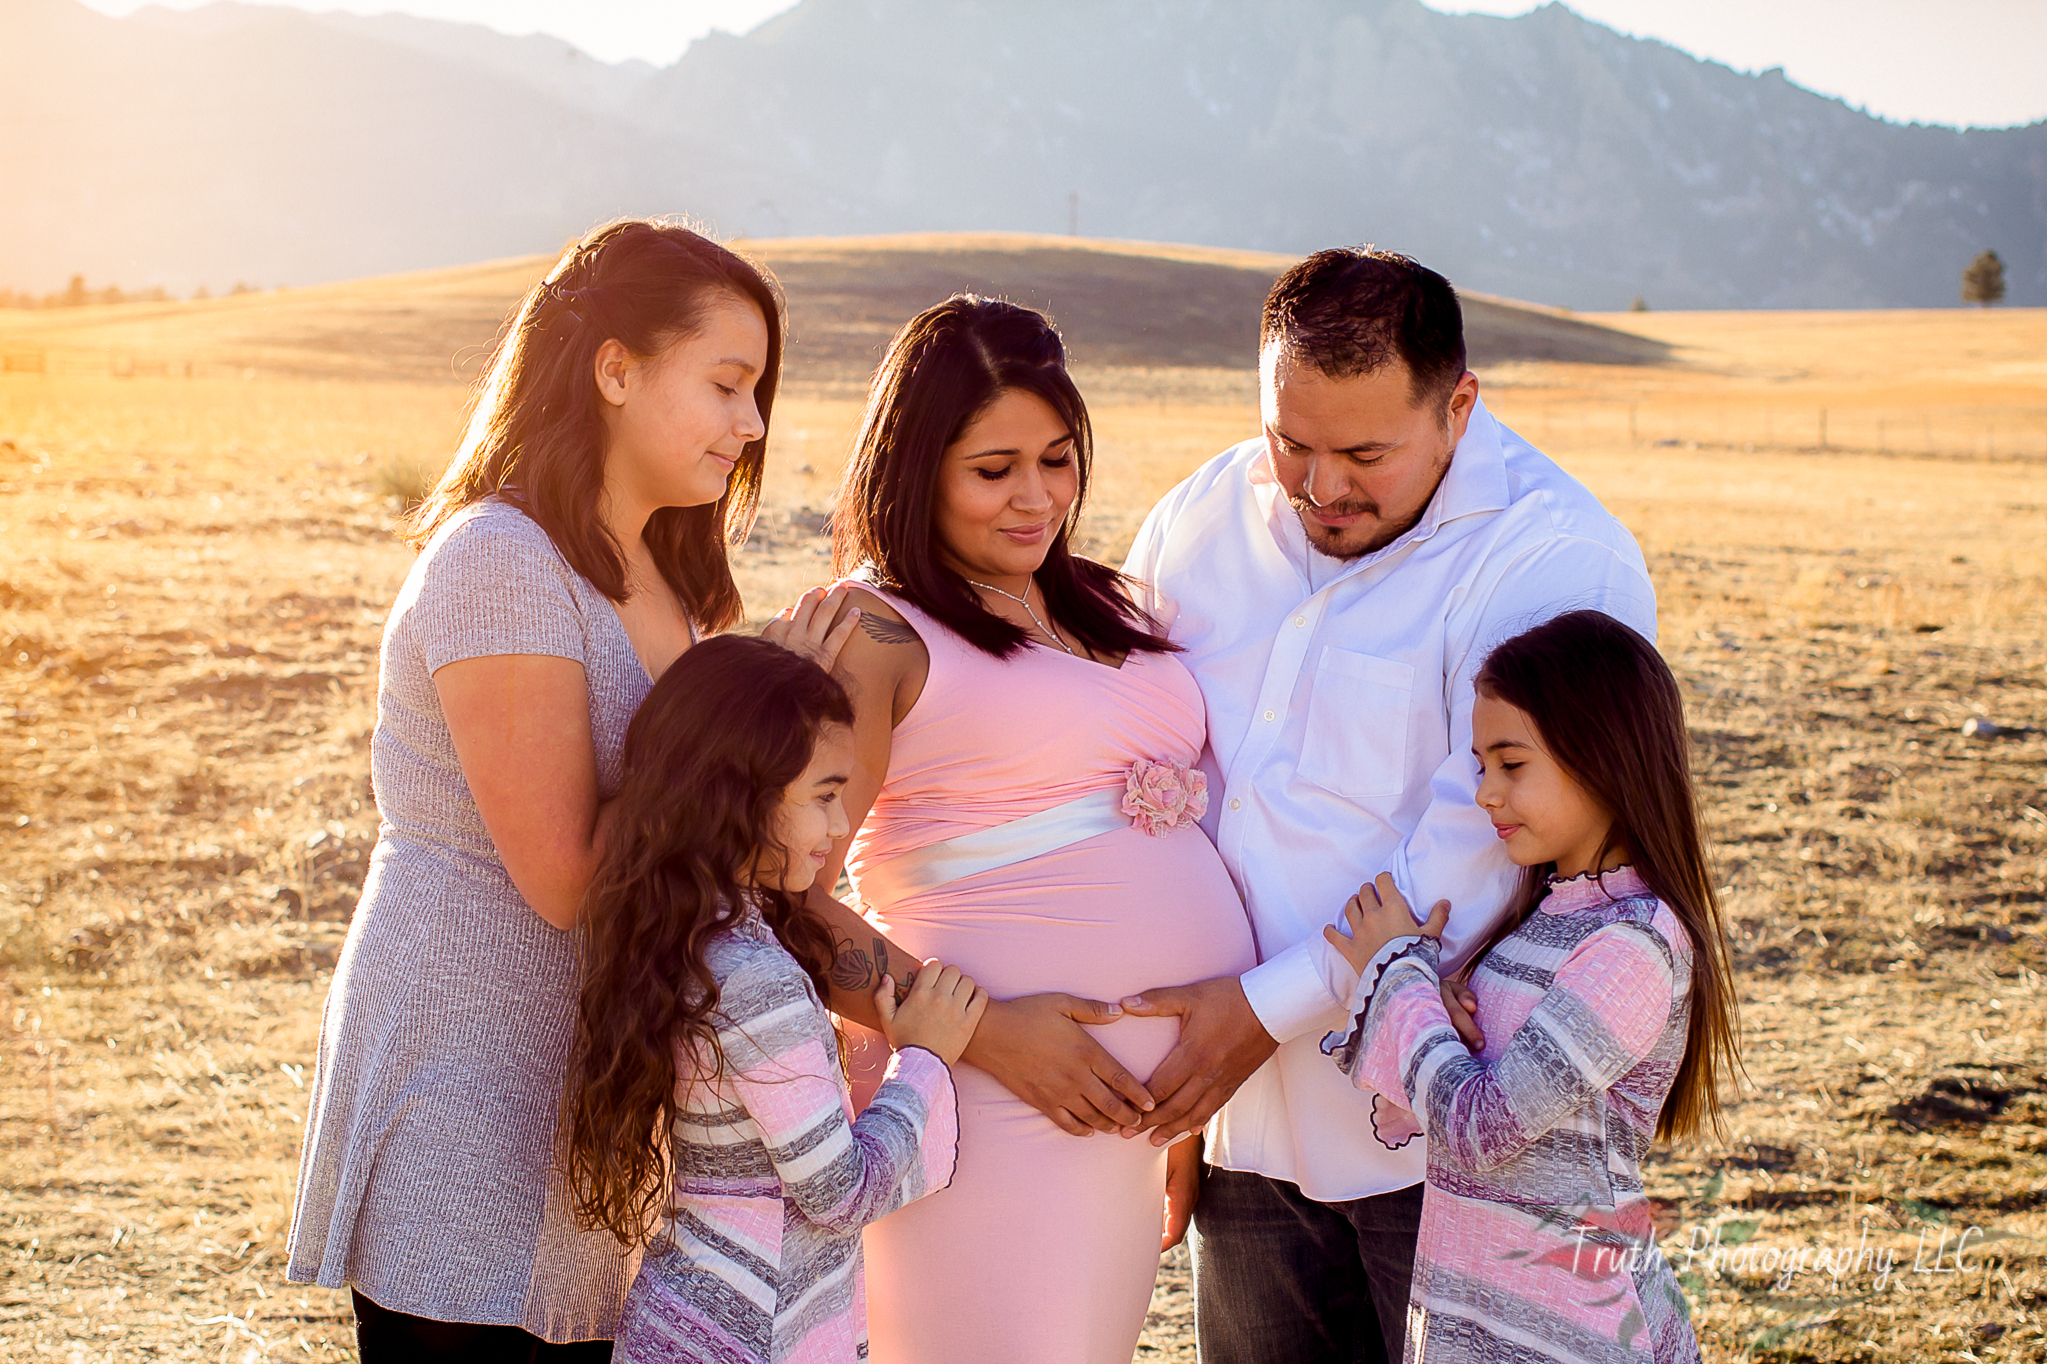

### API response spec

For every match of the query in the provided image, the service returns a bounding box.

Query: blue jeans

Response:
[1190,1166,1424,1364]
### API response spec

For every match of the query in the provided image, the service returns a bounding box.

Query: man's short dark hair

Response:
[1260,247,1467,407]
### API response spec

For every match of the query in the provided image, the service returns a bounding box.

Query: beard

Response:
[1287,438,1453,561]
[1287,493,1426,560]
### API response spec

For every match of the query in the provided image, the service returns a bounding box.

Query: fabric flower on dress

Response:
[1121,759,1209,837]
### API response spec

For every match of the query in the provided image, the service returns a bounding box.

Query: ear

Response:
[593,338,633,409]
[1445,370,1480,443]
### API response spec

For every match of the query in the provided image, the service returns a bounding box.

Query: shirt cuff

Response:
[1320,935,1441,1067]
[1241,938,1350,1044]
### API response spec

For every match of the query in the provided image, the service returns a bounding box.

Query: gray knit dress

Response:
[287,498,651,1341]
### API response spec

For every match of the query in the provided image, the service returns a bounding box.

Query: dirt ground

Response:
[0,282,2041,1362]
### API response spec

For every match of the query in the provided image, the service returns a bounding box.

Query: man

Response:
[1120,248,1658,1361]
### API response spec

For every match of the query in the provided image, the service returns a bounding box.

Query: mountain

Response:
[1,0,785,297]
[2,0,2040,308]
[126,3,661,116]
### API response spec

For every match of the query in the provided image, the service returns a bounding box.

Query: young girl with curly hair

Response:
[564,634,984,1364]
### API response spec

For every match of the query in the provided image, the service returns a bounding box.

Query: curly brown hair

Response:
[562,634,853,1246]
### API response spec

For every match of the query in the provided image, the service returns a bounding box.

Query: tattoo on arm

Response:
[829,940,873,993]
[857,614,920,646]
[831,933,912,1003]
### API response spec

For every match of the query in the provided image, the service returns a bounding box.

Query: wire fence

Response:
[1,348,240,379]
[3,346,2041,462]
[1488,399,2045,462]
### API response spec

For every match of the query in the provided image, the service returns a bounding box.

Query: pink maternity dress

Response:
[839,584,1257,1364]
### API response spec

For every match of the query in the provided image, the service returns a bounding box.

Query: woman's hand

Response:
[1322,872,1450,975]
[1162,1133,1201,1252]
[876,959,989,1067]
[961,994,1157,1137]
[760,585,861,672]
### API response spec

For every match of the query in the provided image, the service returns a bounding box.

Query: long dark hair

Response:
[831,294,1174,659]
[1473,610,1741,1143]
[563,634,853,1246]
[408,218,783,633]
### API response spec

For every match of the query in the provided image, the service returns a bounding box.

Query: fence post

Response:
[1819,408,1828,449]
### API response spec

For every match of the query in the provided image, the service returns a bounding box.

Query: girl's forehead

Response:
[803,722,856,767]
[1472,692,1541,746]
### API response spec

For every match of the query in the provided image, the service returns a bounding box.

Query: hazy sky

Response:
[85,0,2047,128]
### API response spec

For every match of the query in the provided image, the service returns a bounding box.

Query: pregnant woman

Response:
[823,297,1259,1362]
[286,219,846,1357]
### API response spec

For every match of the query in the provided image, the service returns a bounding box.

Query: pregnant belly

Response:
[854,822,1257,1085]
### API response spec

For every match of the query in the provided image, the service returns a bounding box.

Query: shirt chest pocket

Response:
[1298,648,1415,800]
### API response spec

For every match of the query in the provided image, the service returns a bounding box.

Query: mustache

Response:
[1289,494,1380,519]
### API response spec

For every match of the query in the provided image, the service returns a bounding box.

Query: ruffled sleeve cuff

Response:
[879,1046,959,1200]
[1320,935,1442,1073]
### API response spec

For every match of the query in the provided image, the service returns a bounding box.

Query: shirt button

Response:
[1294,615,1306,627]
[1263,709,1276,722]
[1229,798,1243,811]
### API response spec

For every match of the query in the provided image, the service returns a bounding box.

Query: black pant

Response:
[352,1289,613,1364]
[1189,1166,1425,1364]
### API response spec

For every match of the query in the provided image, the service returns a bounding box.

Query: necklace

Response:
[966,576,1077,655]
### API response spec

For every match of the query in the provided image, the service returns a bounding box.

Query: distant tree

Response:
[1629,294,1649,312]
[193,284,211,301]
[97,285,124,306]
[62,274,88,307]
[1961,250,2005,307]
[230,281,253,296]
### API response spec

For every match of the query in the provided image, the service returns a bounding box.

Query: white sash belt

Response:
[854,788,1129,909]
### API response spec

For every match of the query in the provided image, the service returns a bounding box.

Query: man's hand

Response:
[962,994,1156,1137]
[1120,976,1277,1147]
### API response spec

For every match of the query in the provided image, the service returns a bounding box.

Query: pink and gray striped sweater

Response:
[1325,865,1703,1364]
[614,906,957,1364]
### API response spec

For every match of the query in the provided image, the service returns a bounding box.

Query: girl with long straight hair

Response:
[1323,609,1739,1363]
[563,634,983,1364]
[286,219,844,1359]
[823,295,1259,1362]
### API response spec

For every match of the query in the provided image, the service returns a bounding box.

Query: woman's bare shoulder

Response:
[829,585,928,725]
[838,585,924,649]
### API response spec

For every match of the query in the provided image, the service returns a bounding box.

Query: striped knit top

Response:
[614,903,958,1364]
[1324,866,1703,1364]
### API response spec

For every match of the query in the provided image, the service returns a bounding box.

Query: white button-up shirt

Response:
[1123,399,1657,1203]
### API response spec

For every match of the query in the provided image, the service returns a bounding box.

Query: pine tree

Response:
[1961,250,2005,307]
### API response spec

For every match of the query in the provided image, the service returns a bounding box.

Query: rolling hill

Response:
[0,233,1670,388]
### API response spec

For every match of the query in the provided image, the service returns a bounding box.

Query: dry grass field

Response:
[0,236,2040,1362]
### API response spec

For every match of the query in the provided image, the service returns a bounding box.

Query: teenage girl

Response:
[287,219,831,1357]
[1323,609,1739,1364]
[562,634,986,1364]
